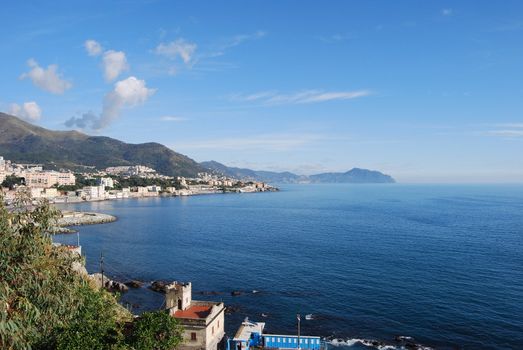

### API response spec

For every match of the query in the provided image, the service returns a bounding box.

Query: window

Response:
[191,332,197,341]
[212,326,215,335]
[283,338,287,343]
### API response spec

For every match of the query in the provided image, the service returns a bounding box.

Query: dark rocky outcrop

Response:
[125,280,144,288]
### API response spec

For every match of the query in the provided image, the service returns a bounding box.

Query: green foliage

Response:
[0,191,183,350]
[56,184,78,192]
[1,175,25,190]
[127,311,184,350]
[115,176,175,190]
[53,285,126,350]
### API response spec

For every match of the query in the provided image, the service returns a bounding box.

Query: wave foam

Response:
[326,336,433,350]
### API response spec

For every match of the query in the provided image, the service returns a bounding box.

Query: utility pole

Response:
[297,314,301,350]
[100,250,104,290]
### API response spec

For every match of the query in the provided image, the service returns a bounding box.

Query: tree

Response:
[0,192,183,350]
[126,311,184,350]
[1,175,25,189]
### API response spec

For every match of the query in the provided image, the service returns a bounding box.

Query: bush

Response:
[127,311,184,350]
[0,192,183,350]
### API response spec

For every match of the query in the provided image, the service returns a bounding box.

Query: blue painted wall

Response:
[263,335,321,349]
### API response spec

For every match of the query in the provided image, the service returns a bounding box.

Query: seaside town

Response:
[0,155,333,350]
[0,154,334,350]
[1,154,429,350]
[0,155,277,205]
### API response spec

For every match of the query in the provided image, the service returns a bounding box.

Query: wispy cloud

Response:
[155,38,197,64]
[441,8,453,16]
[316,33,351,43]
[493,20,523,32]
[173,133,328,151]
[487,123,523,138]
[488,130,523,138]
[493,123,523,128]
[152,31,265,75]
[210,31,266,57]
[230,89,371,106]
[160,115,186,122]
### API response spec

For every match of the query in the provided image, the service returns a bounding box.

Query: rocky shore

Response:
[57,211,117,227]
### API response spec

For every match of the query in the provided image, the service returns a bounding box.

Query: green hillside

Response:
[0,113,205,177]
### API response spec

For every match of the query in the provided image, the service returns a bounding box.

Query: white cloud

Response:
[102,50,129,81]
[85,39,103,56]
[161,116,186,122]
[442,8,453,16]
[20,59,72,94]
[8,101,42,122]
[65,76,155,130]
[232,89,371,105]
[155,39,197,64]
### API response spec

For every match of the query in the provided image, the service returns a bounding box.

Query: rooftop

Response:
[174,305,213,320]
[234,321,266,341]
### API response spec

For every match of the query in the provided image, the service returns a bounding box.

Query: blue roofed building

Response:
[228,319,323,350]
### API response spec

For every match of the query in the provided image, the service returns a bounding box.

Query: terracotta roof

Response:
[174,305,213,319]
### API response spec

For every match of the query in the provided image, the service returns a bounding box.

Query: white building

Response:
[147,185,162,193]
[98,177,114,188]
[82,185,106,199]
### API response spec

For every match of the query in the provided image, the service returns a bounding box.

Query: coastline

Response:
[55,210,117,230]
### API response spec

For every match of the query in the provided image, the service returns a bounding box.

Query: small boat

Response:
[261,313,268,318]
[305,314,314,320]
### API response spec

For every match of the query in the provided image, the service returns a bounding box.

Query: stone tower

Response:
[165,281,192,311]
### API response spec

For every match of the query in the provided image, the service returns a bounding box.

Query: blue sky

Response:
[1,0,522,182]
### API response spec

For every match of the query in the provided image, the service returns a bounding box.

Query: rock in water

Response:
[150,280,169,293]
[125,280,144,288]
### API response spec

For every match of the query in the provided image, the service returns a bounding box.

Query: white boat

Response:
[305,314,314,320]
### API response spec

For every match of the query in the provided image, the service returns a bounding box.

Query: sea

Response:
[54,184,523,350]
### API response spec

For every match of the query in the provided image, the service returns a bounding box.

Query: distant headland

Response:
[201,160,395,184]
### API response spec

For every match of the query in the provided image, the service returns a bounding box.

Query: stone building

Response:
[165,282,225,350]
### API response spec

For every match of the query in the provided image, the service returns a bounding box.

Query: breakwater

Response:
[57,211,117,227]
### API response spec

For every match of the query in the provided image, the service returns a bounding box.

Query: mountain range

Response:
[0,113,395,183]
[200,160,395,184]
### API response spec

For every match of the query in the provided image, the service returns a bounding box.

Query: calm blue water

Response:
[55,184,523,349]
